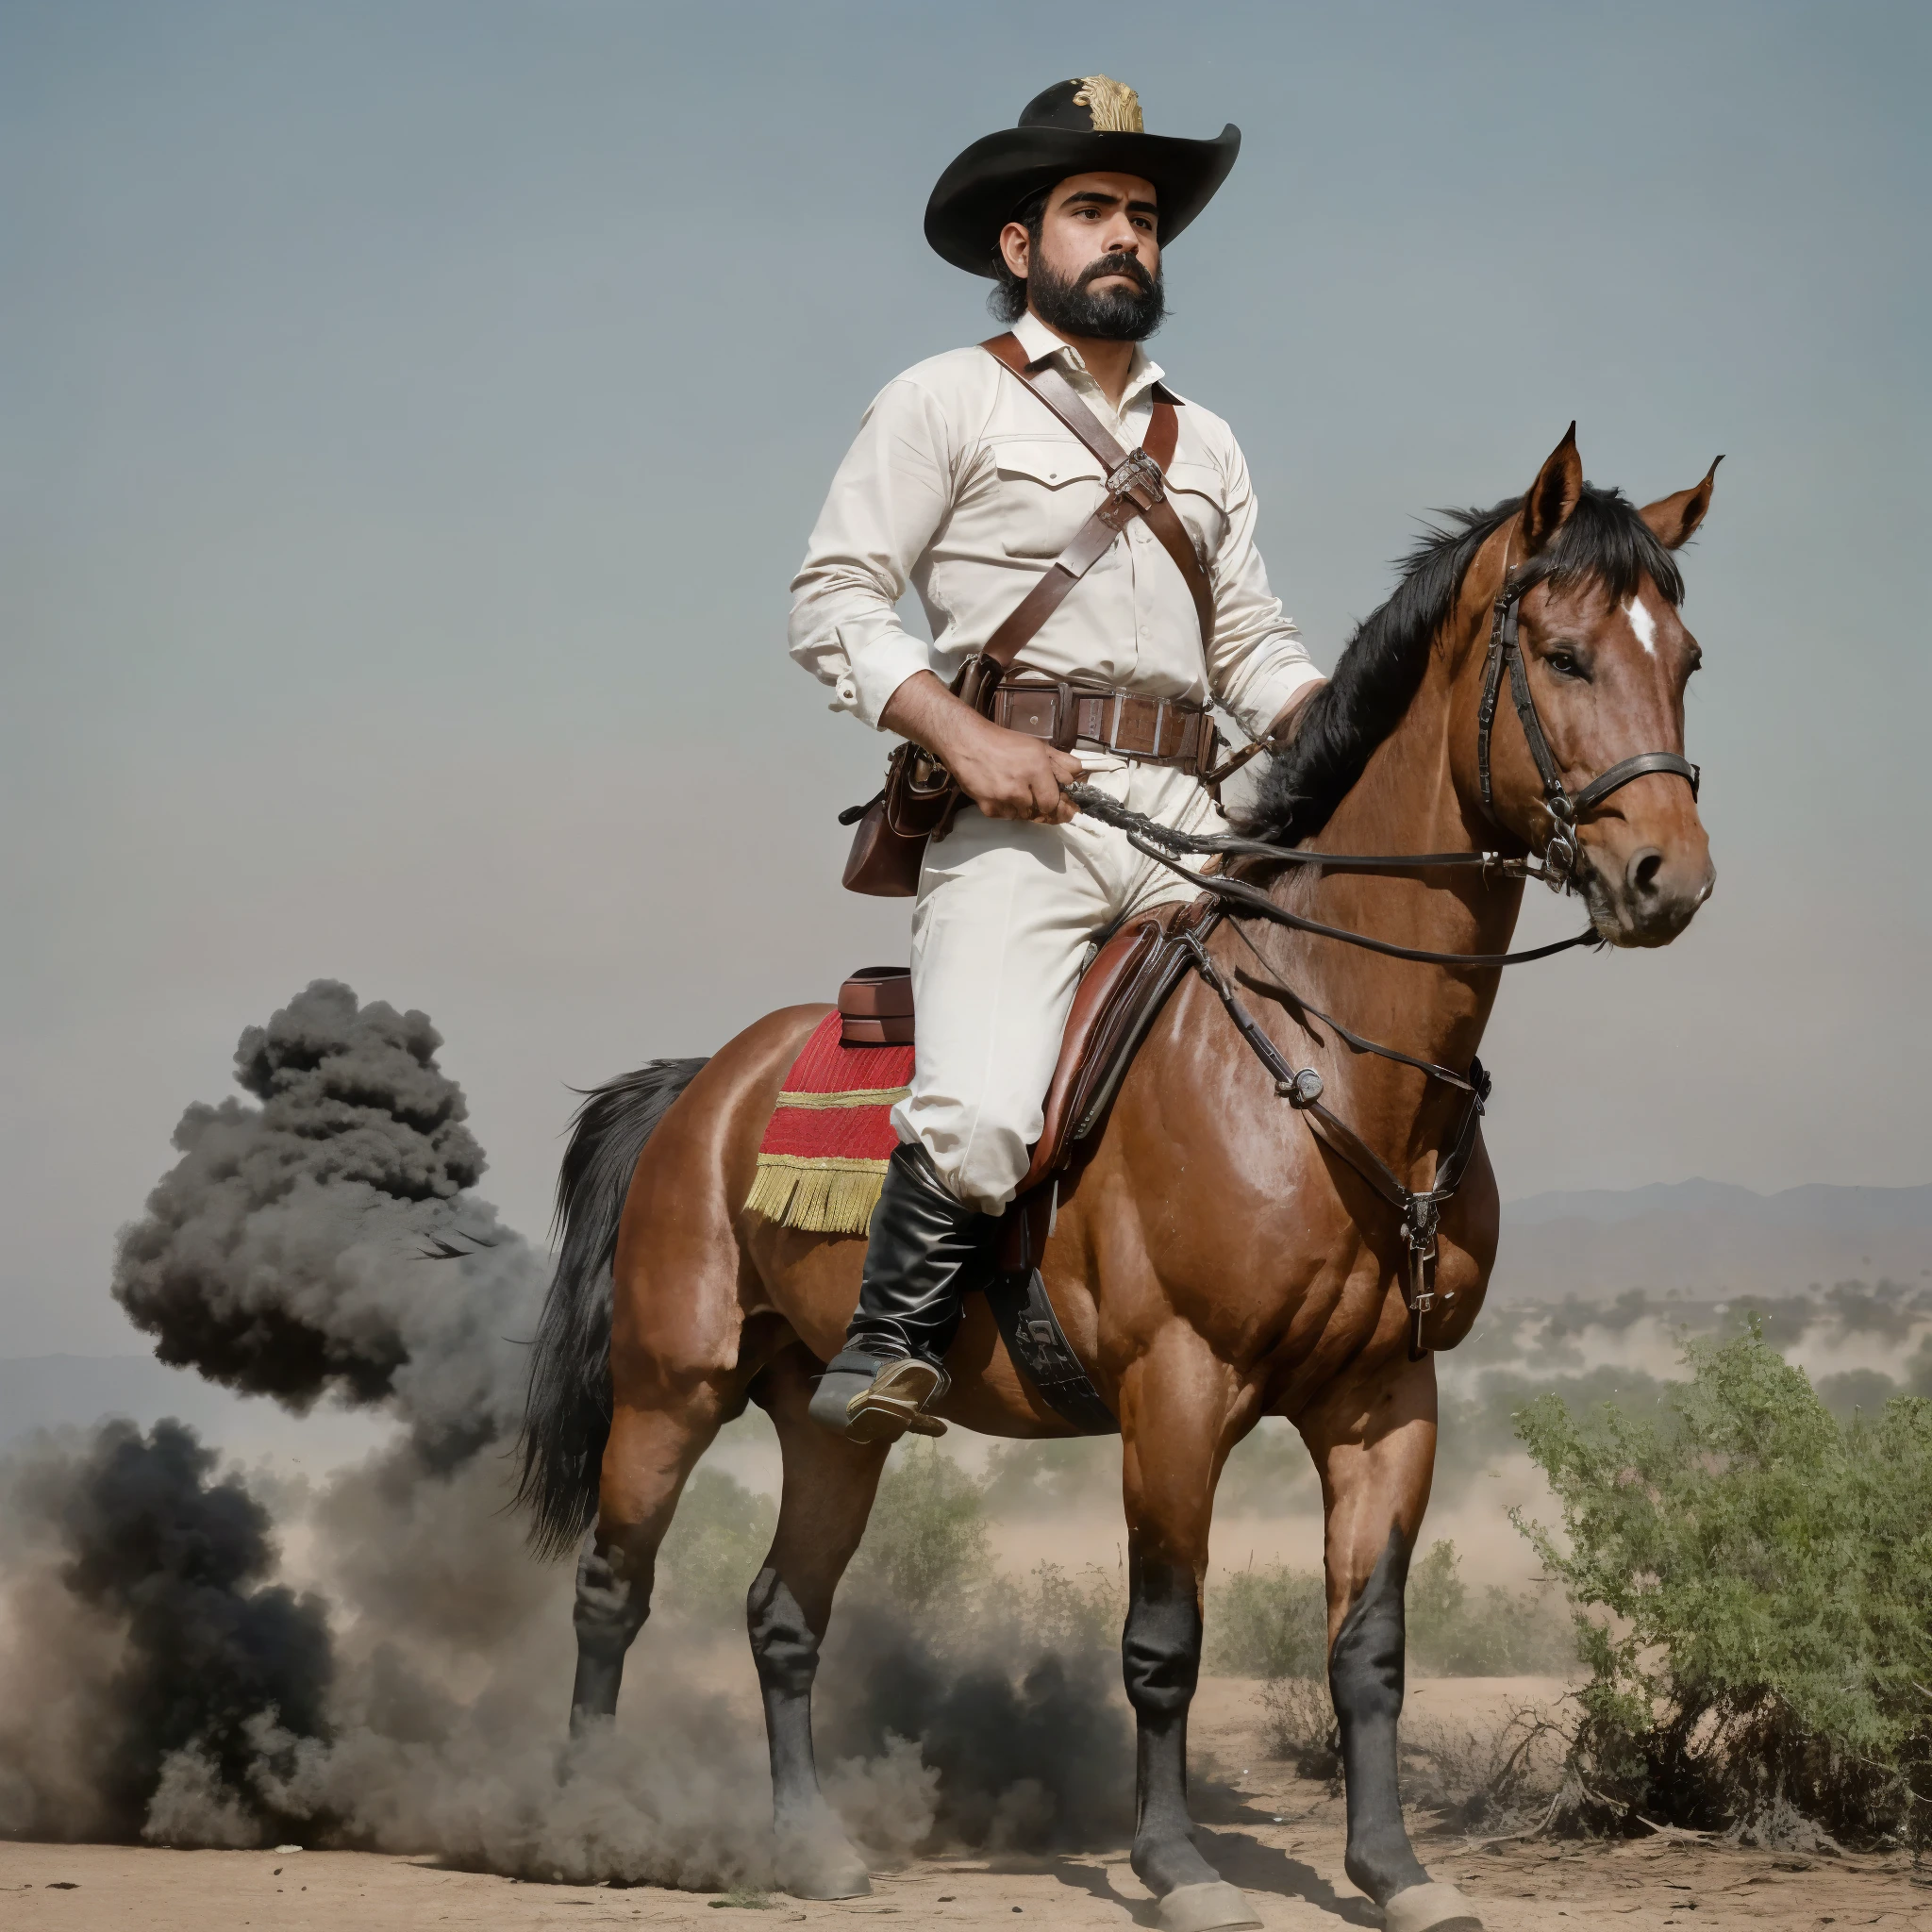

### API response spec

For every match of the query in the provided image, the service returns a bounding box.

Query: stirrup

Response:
[844,1357,950,1443]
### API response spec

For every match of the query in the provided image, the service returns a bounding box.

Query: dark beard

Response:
[1026,249,1165,342]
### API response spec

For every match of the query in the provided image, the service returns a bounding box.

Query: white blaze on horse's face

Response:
[1624,593,1659,657]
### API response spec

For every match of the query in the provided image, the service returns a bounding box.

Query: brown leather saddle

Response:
[836,895,1218,1433]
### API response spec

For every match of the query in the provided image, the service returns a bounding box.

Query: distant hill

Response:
[7,1181,1927,1449]
[1494,1181,1932,1301]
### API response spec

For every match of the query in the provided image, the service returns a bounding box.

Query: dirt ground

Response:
[2,1677,1923,1931]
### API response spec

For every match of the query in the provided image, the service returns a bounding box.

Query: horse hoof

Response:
[1158,1879,1263,1931]
[1383,1880,1483,1931]
[786,1869,872,1902]
[772,1824,872,1901]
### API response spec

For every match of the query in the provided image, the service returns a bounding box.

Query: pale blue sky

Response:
[4,1,1926,1351]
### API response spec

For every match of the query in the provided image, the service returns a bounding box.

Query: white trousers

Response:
[891,761,1221,1215]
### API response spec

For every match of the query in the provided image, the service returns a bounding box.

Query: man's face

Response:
[1001,172,1161,291]
[1000,173,1165,342]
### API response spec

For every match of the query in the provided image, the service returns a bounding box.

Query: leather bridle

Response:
[1476,562,1701,888]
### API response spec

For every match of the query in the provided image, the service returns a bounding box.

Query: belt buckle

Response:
[1104,691,1165,760]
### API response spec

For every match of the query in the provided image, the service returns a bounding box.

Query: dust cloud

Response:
[0,979,1125,1880]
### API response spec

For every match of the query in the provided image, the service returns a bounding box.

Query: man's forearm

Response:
[877,670,974,762]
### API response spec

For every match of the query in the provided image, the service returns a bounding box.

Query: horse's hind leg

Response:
[571,1385,734,1731]
[1303,1357,1484,1932]
[746,1341,890,1901]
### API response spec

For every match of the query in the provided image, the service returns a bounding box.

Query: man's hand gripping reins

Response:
[879,669,1083,824]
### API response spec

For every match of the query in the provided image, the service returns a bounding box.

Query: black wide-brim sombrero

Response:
[925,76,1240,278]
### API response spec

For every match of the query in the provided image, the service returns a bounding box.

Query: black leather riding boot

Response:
[808,1141,995,1442]
[848,1141,994,1363]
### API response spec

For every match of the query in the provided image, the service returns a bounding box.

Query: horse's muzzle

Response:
[1586,838,1715,947]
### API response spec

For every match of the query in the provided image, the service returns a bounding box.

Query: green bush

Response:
[1405,1541,1575,1677]
[1516,1324,1932,1847]
[980,1437,1117,1518]
[848,1439,991,1613]
[1208,1545,1569,1682]
[1207,1564,1326,1678]
[984,1560,1122,1656]
[656,1467,777,1627]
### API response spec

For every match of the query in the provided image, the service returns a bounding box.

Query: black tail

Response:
[513,1057,710,1558]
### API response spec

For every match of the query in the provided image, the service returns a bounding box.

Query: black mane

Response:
[1241,485,1686,846]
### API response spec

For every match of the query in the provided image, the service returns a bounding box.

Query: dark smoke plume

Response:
[110,978,542,1465]
[0,1419,330,1844]
[821,1603,1133,1849]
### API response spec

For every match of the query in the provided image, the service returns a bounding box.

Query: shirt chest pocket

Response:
[1160,459,1227,566]
[986,439,1108,561]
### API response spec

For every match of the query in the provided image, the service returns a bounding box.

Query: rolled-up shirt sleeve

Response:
[1203,438,1324,741]
[789,377,954,729]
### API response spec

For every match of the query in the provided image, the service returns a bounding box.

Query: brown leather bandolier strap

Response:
[980,332,1215,655]
[839,331,1222,895]
[991,678,1215,773]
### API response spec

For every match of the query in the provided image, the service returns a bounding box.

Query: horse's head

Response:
[1462,426,1718,948]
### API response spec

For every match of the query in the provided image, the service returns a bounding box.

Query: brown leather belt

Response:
[991,676,1216,773]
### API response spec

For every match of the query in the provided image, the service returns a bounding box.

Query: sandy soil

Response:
[2,1677,1923,1931]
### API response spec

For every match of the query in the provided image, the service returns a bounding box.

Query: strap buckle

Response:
[1401,1195,1442,1361]
[1106,447,1166,511]
[1401,1196,1441,1307]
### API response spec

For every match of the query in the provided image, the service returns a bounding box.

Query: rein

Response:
[1062,571,1699,1359]
[1065,786,1601,970]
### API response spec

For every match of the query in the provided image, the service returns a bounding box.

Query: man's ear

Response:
[1640,457,1724,550]
[1520,423,1584,557]
[997,221,1032,280]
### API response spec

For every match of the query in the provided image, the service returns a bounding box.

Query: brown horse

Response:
[516,427,1717,1932]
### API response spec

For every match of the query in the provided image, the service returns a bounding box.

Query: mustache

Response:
[1078,252,1155,293]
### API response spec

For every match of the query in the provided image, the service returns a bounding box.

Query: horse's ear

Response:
[1519,423,1584,557]
[1640,456,1724,550]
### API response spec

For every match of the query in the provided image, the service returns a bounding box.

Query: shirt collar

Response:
[1008,308,1164,413]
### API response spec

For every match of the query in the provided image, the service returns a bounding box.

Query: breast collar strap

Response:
[1476,565,1701,888]
[1178,921,1491,1364]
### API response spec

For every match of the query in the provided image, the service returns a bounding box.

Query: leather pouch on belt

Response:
[840,656,1003,898]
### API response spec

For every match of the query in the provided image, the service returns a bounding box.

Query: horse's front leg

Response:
[1302,1352,1483,1932]
[1119,1336,1263,1932]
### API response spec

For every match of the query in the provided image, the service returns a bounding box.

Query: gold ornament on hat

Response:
[1074,75,1143,134]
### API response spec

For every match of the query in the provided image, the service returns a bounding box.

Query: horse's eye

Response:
[1546,650,1583,679]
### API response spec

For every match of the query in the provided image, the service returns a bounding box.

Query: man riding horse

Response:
[791,76,1327,1443]
[518,66,1717,1932]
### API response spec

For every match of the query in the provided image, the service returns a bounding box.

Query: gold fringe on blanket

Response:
[744,1154,889,1235]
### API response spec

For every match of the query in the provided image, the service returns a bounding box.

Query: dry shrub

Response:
[1258,1675,1340,1781]
[1399,1703,1571,1834]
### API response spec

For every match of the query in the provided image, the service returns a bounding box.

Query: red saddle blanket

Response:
[746,1012,912,1235]
[748,906,1209,1240]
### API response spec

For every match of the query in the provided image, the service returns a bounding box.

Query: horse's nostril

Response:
[1629,849,1665,899]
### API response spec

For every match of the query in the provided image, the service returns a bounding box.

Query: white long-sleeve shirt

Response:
[788,308,1320,741]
